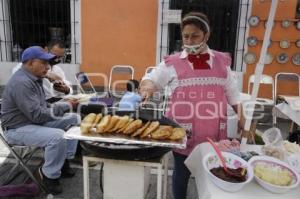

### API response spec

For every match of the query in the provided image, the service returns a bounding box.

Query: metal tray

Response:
[64,110,187,149]
[65,127,186,149]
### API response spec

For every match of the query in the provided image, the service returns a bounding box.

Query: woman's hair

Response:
[181,12,210,34]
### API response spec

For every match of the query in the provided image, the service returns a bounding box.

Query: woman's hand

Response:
[139,80,157,102]
[232,103,245,135]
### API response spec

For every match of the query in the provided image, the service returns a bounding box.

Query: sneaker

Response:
[38,167,63,195]
[61,159,76,178]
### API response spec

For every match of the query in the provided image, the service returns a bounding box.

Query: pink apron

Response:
[165,51,231,155]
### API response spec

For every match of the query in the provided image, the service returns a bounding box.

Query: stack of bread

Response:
[80,113,186,141]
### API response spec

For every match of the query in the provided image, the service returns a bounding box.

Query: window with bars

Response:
[168,0,240,66]
[297,0,300,18]
[0,0,80,63]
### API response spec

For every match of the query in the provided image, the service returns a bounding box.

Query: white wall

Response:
[0,62,18,85]
[59,63,80,85]
[0,62,80,85]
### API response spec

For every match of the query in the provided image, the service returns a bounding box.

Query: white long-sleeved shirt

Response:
[142,49,240,105]
[12,63,73,99]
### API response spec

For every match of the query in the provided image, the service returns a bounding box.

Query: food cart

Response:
[64,110,187,199]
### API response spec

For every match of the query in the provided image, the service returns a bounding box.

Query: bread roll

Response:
[151,125,173,140]
[104,115,120,132]
[80,113,97,134]
[116,118,134,133]
[96,115,111,133]
[123,119,143,135]
[109,115,130,132]
[169,128,186,140]
[140,121,159,138]
[92,113,103,128]
[131,121,151,137]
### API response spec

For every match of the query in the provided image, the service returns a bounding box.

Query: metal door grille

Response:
[168,0,240,67]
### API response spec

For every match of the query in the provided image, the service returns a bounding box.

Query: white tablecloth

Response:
[185,143,299,199]
[273,103,300,126]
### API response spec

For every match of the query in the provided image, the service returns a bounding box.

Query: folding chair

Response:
[75,72,97,94]
[108,65,134,97]
[274,72,300,124]
[275,72,300,97]
[0,126,47,193]
[247,74,275,125]
[144,66,156,75]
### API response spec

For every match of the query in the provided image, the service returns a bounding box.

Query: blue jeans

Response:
[172,151,191,199]
[4,113,79,179]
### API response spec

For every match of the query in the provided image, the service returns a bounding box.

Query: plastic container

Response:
[249,156,300,194]
[202,152,253,192]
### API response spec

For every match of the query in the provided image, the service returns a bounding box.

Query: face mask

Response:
[183,42,206,54]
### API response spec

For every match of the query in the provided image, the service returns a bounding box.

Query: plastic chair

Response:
[75,72,97,94]
[247,74,275,124]
[0,126,47,194]
[108,65,134,96]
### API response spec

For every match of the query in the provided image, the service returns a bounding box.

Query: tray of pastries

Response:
[64,110,187,149]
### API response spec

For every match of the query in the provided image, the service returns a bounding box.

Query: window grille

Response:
[167,0,240,67]
[296,0,300,18]
[0,0,80,63]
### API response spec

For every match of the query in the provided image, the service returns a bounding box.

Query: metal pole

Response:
[243,0,278,136]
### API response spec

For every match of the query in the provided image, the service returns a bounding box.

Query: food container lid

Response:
[276,52,289,64]
[244,52,256,64]
[296,21,300,30]
[248,16,260,27]
[292,53,300,66]
[296,39,300,48]
[279,39,290,49]
[247,36,258,47]
[281,19,291,28]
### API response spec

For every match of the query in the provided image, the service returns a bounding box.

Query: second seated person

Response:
[118,79,142,111]
[1,46,79,195]
[139,12,241,199]
[12,40,73,103]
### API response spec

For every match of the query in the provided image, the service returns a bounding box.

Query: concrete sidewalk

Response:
[0,139,197,199]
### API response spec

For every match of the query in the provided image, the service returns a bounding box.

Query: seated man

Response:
[1,46,79,195]
[12,40,73,103]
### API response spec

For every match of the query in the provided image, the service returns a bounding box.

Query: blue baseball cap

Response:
[21,46,56,63]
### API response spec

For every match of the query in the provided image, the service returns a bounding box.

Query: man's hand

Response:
[45,72,62,82]
[67,99,79,110]
[53,81,70,94]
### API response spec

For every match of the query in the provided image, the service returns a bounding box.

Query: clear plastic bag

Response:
[261,127,285,160]
[262,145,285,160]
[261,127,283,146]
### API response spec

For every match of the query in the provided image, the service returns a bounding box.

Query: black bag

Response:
[287,130,300,144]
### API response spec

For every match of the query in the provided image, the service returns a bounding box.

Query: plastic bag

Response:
[261,145,285,160]
[261,127,283,146]
[261,127,285,160]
